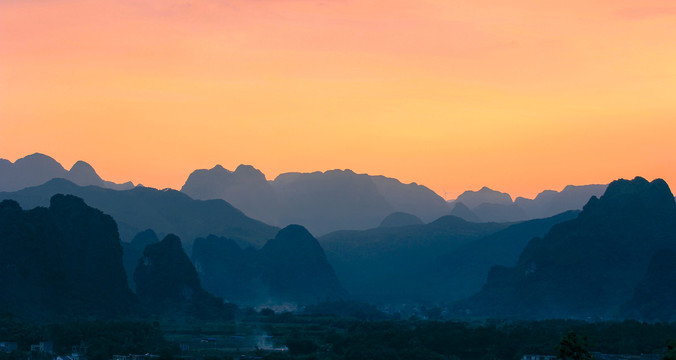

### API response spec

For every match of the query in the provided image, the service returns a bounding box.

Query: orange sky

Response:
[1,0,675,199]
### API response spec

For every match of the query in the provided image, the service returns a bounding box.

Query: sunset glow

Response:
[1,0,675,199]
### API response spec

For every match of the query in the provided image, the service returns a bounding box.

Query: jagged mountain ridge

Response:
[192,225,346,305]
[134,234,229,319]
[0,178,279,247]
[319,216,510,303]
[0,153,133,192]
[448,184,607,222]
[459,177,676,320]
[182,166,451,235]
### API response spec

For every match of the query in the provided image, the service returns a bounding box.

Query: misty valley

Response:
[1,154,676,360]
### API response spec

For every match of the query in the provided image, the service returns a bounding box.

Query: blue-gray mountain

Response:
[0,178,278,247]
[134,234,232,319]
[320,216,509,303]
[457,177,676,320]
[448,184,607,223]
[182,167,451,235]
[0,153,133,192]
[191,225,346,305]
[122,229,160,292]
[320,212,578,303]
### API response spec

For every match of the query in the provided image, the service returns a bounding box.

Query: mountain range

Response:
[183,166,450,235]
[458,177,676,321]
[2,154,612,236]
[0,178,278,248]
[0,153,134,192]
[448,184,607,223]
[192,225,346,305]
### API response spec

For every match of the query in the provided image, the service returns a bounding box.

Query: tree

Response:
[557,331,593,360]
[665,340,676,360]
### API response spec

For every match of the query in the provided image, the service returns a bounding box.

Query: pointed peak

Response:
[210,164,231,173]
[160,234,183,249]
[69,160,95,172]
[276,224,314,240]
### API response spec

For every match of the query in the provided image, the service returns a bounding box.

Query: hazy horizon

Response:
[2,0,675,199]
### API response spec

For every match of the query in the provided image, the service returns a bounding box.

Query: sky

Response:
[1,0,675,200]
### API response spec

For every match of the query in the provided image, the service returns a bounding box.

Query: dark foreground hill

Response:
[459,177,676,320]
[0,178,279,247]
[192,225,346,305]
[122,229,160,291]
[134,234,233,319]
[0,195,136,320]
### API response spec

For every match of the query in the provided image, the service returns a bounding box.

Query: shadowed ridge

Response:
[259,225,347,302]
[378,212,424,228]
[134,234,231,319]
[67,160,105,187]
[458,177,676,319]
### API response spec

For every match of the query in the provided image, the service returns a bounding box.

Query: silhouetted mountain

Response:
[449,202,481,222]
[272,170,395,235]
[0,195,135,320]
[192,225,345,305]
[472,202,525,223]
[431,210,579,302]
[369,175,451,222]
[181,167,450,235]
[259,225,346,302]
[515,184,607,219]
[0,178,279,247]
[449,184,607,223]
[620,249,676,322]
[378,212,423,228]
[320,216,509,303]
[122,229,160,292]
[192,235,258,303]
[134,234,228,318]
[452,187,513,209]
[0,153,133,192]
[181,164,278,225]
[459,177,676,319]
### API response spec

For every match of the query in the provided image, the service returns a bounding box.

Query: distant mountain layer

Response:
[0,195,136,320]
[0,153,134,192]
[319,216,509,303]
[432,210,580,302]
[192,225,346,305]
[459,177,676,320]
[0,178,279,247]
[448,184,607,222]
[182,167,451,235]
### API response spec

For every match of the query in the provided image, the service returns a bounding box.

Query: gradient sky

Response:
[1,0,675,199]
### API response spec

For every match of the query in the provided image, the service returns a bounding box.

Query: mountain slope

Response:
[192,225,345,305]
[0,178,279,247]
[0,195,135,320]
[181,164,278,225]
[619,249,676,322]
[459,177,676,319]
[320,216,508,303]
[181,167,450,235]
[432,210,580,302]
[134,234,228,318]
